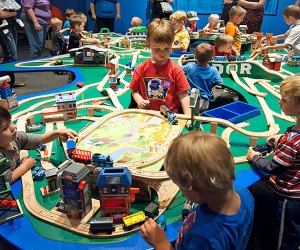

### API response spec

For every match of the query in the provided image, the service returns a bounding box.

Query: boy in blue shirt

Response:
[141,132,254,250]
[182,43,223,114]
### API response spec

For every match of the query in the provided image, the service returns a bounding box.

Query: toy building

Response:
[41,92,77,123]
[69,45,111,66]
[262,53,282,71]
[96,167,133,217]
[0,76,18,111]
[0,175,23,224]
[58,162,92,219]
[45,168,59,192]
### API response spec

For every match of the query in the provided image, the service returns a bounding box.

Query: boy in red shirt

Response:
[129,19,191,117]
[214,33,239,56]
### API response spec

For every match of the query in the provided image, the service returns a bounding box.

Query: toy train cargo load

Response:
[123,211,146,229]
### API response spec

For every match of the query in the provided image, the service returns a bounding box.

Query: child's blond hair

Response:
[131,16,142,27]
[69,15,83,29]
[229,6,246,19]
[65,8,76,19]
[280,75,300,105]
[170,10,187,23]
[282,5,300,19]
[209,14,220,24]
[146,18,174,45]
[164,132,235,194]
[76,12,87,24]
[195,43,214,64]
[214,34,235,48]
[50,18,62,30]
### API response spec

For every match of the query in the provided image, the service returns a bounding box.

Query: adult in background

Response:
[296,0,300,6]
[90,0,121,33]
[20,0,51,58]
[221,0,238,24]
[0,1,25,87]
[150,0,174,20]
[238,0,266,34]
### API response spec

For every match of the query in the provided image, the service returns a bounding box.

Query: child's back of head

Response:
[229,6,246,20]
[209,14,220,25]
[50,18,62,31]
[69,15,83,30]
[76,12,87,24]
[64,8,76,19]
[280,75,300,104]
[131,16,142,27]
[170,10,187,24]
[146,18,174,45]
[214,34,235,49]
[195,43,214,65]
[283,5,300,19]
[164,132,235,195]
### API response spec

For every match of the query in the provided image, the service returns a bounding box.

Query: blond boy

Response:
[214,33,239,56]
[170,10,190,52]
[129,18,191,119]
[141,132,254,249]
[131,16,142,27]
[225,6,246,53]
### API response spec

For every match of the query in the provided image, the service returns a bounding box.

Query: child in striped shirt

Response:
[246,75,300,250]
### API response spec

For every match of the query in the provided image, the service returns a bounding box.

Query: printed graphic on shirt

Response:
[176,211,196,247]
[144,77,171,100]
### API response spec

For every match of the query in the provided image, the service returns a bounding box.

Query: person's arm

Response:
[140,218,173,250]
[0,10,16,19]
[295,0,300,6]
[262,42,289,51]
[232,46,240,56]
[11,157,36,183]
[132,91,150,109]
[179,91,191,116]
[238,0,266,9]
[168,0,174,3]
[24,7,41,31]
[59,27,70,33]
[116,3,121,19]
[246,148,286,175]
[41,128,77,144]
[90,2,96,21]
[81,37,101,45]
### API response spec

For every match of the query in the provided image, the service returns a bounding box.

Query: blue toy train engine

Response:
[91,153,114,168]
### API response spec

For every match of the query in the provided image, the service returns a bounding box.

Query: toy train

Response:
[90,217,114,234]
[66,140,114,167]
[160,105,178,125]
[213,55,247,62]
[144,201,159,218]
[0,199,17,208]
[26,123,43,132]
[91,153,114,168]
[123,211,146,230]
[287,55,300,67]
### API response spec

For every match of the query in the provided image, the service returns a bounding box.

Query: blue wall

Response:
[47,0,294,35]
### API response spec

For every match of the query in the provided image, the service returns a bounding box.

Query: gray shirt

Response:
[0,131,41,183]
[285,24,300,56]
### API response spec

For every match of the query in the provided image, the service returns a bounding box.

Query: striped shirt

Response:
[269,126,300,198]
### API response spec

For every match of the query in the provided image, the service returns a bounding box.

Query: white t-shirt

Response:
[285,24,300,56]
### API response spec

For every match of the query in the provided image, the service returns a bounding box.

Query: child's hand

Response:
[21,157,36,171]
[267,134,282,146]
[246,147,261,161]
[137,99,150,109]
[140,218,170,249]
[185,120,191,128]
[58,129,77,142]
[261,46,270,51]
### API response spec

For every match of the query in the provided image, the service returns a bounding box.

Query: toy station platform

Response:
[0,34,298,249]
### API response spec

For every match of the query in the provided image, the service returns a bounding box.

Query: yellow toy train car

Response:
[123,211,146,229]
